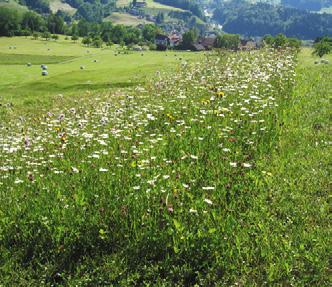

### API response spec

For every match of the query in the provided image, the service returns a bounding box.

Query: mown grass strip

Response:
[0,53,75,65]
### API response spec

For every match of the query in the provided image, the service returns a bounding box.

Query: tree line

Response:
[0,7,65,37]
[212,0,332,40]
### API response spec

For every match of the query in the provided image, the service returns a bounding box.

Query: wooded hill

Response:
[212,0,332,39]
[1,0,331,40]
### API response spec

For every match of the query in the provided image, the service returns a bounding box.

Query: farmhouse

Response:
[146,13,156,22]
[168,34,181,47]
[192,43,206,51]
[196,37,215,50]
[154,34,170,46]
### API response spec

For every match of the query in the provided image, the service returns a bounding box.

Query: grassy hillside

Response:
[0,0,28,12]
[104,12,149,25]
[49,0,76,14]
[0,42,329,285]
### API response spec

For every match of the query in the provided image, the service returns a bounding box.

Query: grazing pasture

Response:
[0,42,330,285]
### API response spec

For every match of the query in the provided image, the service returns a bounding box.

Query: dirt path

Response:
[57,54,101,64]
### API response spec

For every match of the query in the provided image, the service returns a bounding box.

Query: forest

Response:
[213,0,332,39]
[280,0,330,12]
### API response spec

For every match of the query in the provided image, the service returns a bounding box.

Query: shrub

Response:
[156,44,167,51]
[149,43,157,51]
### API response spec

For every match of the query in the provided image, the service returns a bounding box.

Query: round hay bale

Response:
[314,60,319,64]
[27,63,31,67]
[42,71,48,76]
[14,46,16,49]
[44,42,47,45]
[43,66,48,70]
[101,48,104,51]
[87,50,90,53]
[80,66,84,69]
[179,57,182,60]
[166,54,168,56]
[325,60,329,64]
[321,59,325,63]
[48,48,50,51]
[41,64,45,68]
[141,53,144,56]
[94,59,98,62]
[174,54,177,56]
[115,53,118,56]
[9,46,12,49]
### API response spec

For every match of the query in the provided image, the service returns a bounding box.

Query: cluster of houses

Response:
[153,34,260,51]
[153,34,216,51]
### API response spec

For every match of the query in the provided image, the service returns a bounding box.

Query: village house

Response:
[129,8,141,16]
[146,13,156,22]
[195,37,215,50]
[192,43,206,51]
[168,34,181,47]
[154,34,170,46]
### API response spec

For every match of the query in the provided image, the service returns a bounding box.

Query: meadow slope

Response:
[0,46,330,285]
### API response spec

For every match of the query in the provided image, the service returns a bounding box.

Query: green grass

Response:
[116,0,131,7]
[50,0,77,15]
[0,37,202,117]
[0,43,329,285]
[104,12,149,25]
[297,46,331,66]
[112,0,185,24]
[0,0,28,13]
[144,0,184,10]
[0,53,74,64]
[0,36,104,57]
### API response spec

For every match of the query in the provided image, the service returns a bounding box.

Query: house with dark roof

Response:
[154,34,170,46]
[192,44,206,51]
[196,37,215,49]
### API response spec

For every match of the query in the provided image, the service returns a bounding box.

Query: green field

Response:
[0,36,202,116]
[104,12,150,25]
[0,38,330,285]
[0,0,28,13]
[112,0,185,25]
[50,0,77,15]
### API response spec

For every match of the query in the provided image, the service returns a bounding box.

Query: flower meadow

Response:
[0,49,329,285]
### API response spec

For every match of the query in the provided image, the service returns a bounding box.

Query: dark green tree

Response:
[22,29,31,38]
[181,30,196,49]
[78,18,89,37]
[82,36,92,46]
[42,31,51,40]
[72,34,79,43]
[312,40,331,58]
[274,33,287,48]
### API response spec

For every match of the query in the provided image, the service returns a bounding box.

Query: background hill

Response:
[0,0,331,39]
